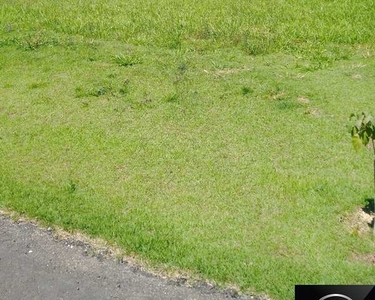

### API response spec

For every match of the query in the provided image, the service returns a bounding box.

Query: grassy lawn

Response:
[1,1,375,299]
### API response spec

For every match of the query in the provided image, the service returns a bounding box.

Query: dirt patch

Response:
[353,253,375,265]
[304,107,322,116]
[345,205,375,265]
[203,67,252,76]
[297,96,310,104]
[345,207,374,235]
[349,63,367,69]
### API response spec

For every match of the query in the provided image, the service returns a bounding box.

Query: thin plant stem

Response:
[372,139,375,235]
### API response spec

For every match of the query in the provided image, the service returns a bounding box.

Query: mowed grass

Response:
[1,1,375,299]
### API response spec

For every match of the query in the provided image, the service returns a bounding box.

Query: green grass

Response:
[1,1,375,299]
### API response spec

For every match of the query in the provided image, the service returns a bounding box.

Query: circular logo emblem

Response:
[319,294,353,300]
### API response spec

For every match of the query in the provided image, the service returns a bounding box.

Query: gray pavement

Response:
[0,215,256,300]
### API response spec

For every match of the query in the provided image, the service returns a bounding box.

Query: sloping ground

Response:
[1,1,375,299]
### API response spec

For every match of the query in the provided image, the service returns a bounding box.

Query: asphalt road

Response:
[0,215,257,300]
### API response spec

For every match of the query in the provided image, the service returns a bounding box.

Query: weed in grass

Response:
[276,100,300,110]
[243,32,274,56]
[114,54,141,67]
[92,86,108,97]
[18,32,60,51]
[119,87,129,96]
[76,82,113,98]
[163,93,179,103]
[76,86,107,98]
[265,86,288,101]
[119,79,130,96]
[295,44,353,71]
[241,87,253,96]
[129,95,155,110]
[20,32,44,50]
[67,180,77,193]
[75,87,87,98]
[28,82,47,89]
[76,77,132,99]
[178,63,188,73]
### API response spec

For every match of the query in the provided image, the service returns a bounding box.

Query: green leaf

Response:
[364,115,373,124]
[355,118,363,129]
[352,134,363,151]
[350,126,358,136]
[362,131,370,146]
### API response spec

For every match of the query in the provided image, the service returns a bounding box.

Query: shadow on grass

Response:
[363,198,374,229]
[363,198,374,214]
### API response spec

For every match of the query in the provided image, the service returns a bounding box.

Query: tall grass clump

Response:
[1,0,375,57]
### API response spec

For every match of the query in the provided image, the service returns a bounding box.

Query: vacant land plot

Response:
[1,1,375,299]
